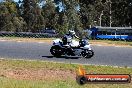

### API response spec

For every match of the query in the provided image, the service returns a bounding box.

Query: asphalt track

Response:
[0,40,132,67]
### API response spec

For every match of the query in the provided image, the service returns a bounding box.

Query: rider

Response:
[62,30,79,55]
[62,30,79,45]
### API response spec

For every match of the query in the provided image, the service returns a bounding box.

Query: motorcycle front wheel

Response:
[50,46,63,57]
[81,50,94,58]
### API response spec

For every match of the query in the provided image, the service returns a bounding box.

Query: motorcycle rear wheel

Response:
[50,46,63,57]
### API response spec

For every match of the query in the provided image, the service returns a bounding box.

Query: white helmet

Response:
[68,30,75,36]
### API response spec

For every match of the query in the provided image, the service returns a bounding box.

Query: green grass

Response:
[0,37,55,41]
[0,77,131,88]
[0,59,132,74]
[0,59,132,88]
[1,37,132,46]
[90,40,132,46]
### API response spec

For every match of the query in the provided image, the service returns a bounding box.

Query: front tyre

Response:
[82,50,94,58]
[50,46,63,57]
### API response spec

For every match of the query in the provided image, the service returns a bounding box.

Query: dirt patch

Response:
[0,69,76,81]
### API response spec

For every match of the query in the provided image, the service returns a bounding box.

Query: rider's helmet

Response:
[68,30,75,36]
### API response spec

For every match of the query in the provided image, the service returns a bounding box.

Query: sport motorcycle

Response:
[50,38,94,58]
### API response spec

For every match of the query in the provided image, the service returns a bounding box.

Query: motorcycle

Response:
[50,38,94,58]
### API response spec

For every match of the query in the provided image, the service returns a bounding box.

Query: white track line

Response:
[17,41,23,42]
[38,42,45,44]
[114,46,122,47]
[96,44,103,46]
[0,40,7,41]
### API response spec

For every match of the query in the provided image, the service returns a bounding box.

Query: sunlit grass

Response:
[0,59,132,88]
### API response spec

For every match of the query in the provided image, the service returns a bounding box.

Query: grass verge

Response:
[0,37,132,47]
[90,40,132,46]
[0,58,132,88]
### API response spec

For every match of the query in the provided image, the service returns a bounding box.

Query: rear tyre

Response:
[82,50,94,58]
[50,46,63,57]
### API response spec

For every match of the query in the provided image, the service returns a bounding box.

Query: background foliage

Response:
[0,0,132,35]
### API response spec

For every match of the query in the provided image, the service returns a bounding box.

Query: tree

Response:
[0,1,20,32]
[0,0,132,34]
[79,0,106,27]
[22,0,44,32]
[42,0,56,28]
[61,0,83,35]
